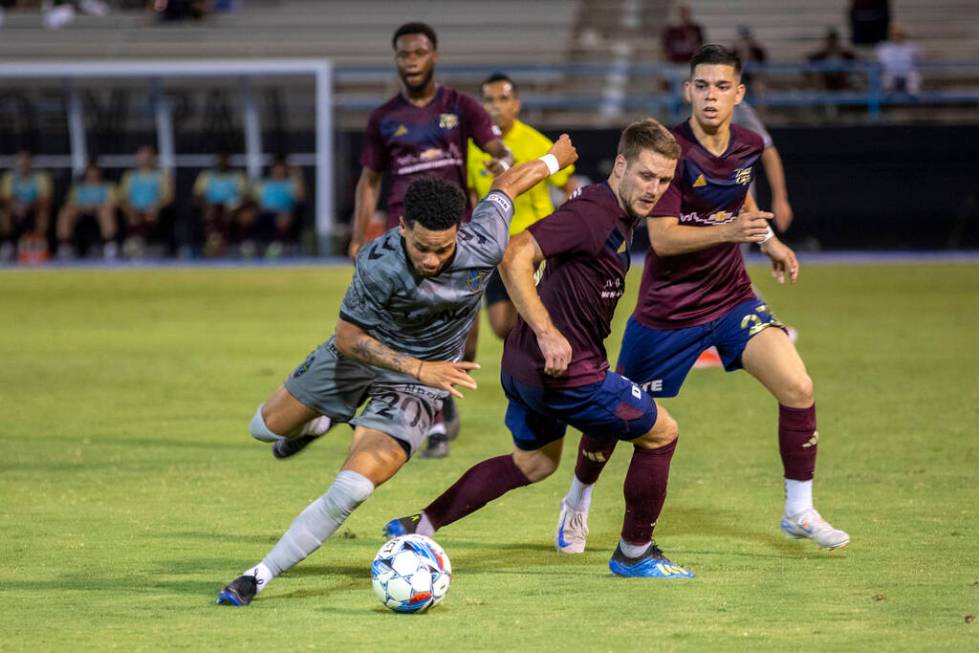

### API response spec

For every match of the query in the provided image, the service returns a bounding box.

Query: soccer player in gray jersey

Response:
[216,135,577,607]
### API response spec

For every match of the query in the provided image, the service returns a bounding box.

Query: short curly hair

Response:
[403,178,465,231]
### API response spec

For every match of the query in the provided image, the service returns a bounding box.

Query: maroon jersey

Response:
[360,85,499,228]
[634,120,764,329]
[502,183,637,389]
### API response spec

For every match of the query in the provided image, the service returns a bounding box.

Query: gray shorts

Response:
[284,337,447,457]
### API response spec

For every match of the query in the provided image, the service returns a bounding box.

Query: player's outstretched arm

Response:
[335,319,479,398]
[647,205,775,257]
[490,134,578,203]
[348,167,384,259]
[500,232,572,377]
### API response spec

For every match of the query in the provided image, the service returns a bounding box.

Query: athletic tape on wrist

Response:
[760,225,775,244]
[539,153,560,176]
[498,159,510,172]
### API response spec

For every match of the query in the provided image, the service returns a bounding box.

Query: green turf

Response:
[1,263,977,652]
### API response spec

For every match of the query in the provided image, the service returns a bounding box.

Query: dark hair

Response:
[403,178,465,231]
[690,44,742,77]
[392,22,438,50]
[482,72,518,95]
[617,118,680,162]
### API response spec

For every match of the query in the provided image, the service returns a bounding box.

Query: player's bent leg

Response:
[342,426,410,487]
[249,385,333,459]
[741,327,849,550]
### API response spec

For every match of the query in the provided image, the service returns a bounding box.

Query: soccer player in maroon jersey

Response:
[385,119,698,578]
[348,22,513,458]
[557,45,849,553]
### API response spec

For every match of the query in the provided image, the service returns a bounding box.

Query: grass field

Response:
[1,261,977,652]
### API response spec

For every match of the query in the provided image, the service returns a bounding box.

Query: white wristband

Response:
[539,153,560,176]
[760,225,775,244]
[497,159,510,172]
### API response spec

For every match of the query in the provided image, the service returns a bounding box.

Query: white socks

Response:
[784,479,814,517]
[243,562,275,594]
[618,539,648,559]
[564,477,594,511]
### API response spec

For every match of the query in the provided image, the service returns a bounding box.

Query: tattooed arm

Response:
[334,319,480,398]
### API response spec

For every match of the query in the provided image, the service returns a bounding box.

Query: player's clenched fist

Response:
[417,360,481,398]
[548,133,578,170]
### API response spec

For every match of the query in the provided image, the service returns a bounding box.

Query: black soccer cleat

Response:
[420,434,449,459]
[272,434,322,460]
[442,396,461,441]
[383,513,422,538]
[217,575,258,606]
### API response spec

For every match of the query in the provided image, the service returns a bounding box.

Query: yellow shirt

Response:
[467,119,574,235]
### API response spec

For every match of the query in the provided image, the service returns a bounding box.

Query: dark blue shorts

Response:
[617,298,785,398]
[483,268,510,307]
[501,371,658,451]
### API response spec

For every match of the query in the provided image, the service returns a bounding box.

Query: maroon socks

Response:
[423,455,531,530]
[778,404,817,481]
[575,434,617,484]
[621,438,678,545]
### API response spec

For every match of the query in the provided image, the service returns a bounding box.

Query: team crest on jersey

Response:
[439,113,459,129]
[733,167,753,185]
[468,270,487,290]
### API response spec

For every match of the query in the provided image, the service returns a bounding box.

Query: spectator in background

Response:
[152,0,208,21]
[661,3,704,64]
[56,162,118,260]
[849,0,890,46]
[732,26,768,96]
[237,157,305,259]
[807,28,857,91]
[877,24,922,96]
[118,145,174,258]
[0,150,53,263]
[193,152,247,257]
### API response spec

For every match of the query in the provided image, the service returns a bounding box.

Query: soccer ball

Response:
[371,534,452,613]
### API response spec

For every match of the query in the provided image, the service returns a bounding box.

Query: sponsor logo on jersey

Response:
[692,173,707,188]
[487,191,513,214]
[439,113,459,129]
[394,124,408,137]
[734,167,753,185]
[679,210,737,225]
[600,277,624,299]
[420,147,444,161]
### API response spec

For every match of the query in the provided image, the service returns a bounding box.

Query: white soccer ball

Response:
[371,534,452,613]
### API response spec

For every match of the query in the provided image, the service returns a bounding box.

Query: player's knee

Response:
[635,411,679,449]
[249,403,282,442]
[782,374,814,408]
[513,450,560,483]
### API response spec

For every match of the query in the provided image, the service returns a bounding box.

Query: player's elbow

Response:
[647,233,679,257]
[333,320,360,358]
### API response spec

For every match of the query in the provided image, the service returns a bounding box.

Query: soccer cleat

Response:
[780,508,850,550]
[272,416,333,459]
[555,500,589,554]
[442,396,461,441]
[216,575,258,607]
[420,434,449,459]
[273,434,321,459]
[384,514,422,538]
[609,542,695,578]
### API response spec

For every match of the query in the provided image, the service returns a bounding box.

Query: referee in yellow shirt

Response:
[467,73,578,339]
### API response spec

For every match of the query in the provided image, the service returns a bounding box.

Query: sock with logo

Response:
[621,439,678,546]
[779,404,817,516]
[574,433,617,485]
[423,455,531,530]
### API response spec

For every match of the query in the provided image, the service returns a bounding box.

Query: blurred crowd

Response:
[0,147,306,264]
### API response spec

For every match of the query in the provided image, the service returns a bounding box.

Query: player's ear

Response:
[683,80,692,104]
[734,82,746,105]
[613,154,627,178]
[399,216,409,237]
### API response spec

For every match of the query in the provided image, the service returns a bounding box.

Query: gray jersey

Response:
[339,190,514,361]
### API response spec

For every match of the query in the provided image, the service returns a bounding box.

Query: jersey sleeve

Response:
[527,195,603,258]
[648,159,684,218]
[338,252,395,332]
[461,190,515,266]
[459,93,499,149]
[359,108,388,172]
